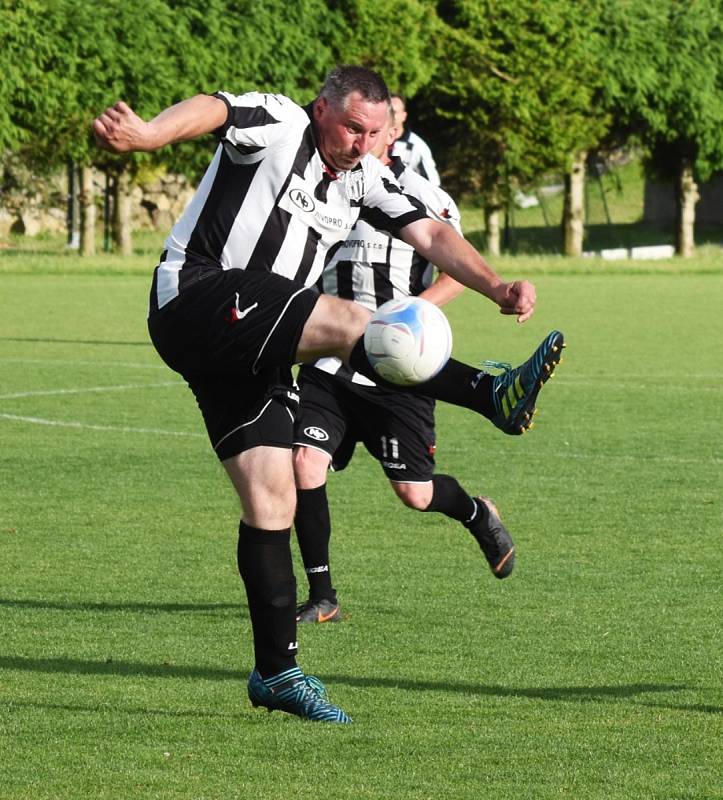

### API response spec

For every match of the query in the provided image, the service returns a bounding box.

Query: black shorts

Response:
[293,365,436,483]
[147,268,319,460]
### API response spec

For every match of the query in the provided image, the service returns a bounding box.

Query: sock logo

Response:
[287,641,298,651]
[306,565,329,574]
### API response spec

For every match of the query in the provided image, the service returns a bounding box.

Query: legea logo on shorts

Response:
[289,188,315,212]
[304,426,329,441]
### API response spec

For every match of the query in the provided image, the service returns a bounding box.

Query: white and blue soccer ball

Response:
[363,297,453,386]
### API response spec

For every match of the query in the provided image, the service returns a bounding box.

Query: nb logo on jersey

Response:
[289,188,315,212]
[304,426,329,442]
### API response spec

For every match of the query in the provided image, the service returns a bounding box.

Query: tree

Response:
[413,0,607,254]
[598,0,723,255]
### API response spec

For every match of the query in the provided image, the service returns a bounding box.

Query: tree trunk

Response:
[484,191,503,256]
[112,169,133,256]
[562,150,587,256]
[676,161,698,257]
[79,166,96,257]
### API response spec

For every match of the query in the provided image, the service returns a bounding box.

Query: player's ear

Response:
[314,97,328,120]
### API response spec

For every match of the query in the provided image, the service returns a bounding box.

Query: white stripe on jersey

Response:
[152,92,427,311]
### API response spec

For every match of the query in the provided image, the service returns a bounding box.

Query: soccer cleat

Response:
[247,667,352,723]
[296,596,341,624]
[466,497,515,578]
[486,330,565,435]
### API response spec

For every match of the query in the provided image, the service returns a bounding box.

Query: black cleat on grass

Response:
[466,497,515,578]
[296,596,341,624]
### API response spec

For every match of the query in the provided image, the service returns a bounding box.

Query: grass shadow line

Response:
[0,598,241,615]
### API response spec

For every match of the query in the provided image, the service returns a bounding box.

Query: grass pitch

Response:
[0,249,721,799]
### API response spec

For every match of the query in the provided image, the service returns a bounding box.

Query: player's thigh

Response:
[223,446,296,529]
[296,295,371,364]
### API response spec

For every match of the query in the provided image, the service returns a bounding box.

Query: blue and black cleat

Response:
[248,667,352,723]
[487,330,565,435]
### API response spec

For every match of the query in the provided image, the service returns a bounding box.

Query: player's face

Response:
[369,114,397,161]
[390,96,407,136]
[314,92,390,172]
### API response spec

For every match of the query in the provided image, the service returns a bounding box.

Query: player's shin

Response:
[423,474,477,521]
[295,486,335,602]
[236,522,298,677]
[347,336,495,417]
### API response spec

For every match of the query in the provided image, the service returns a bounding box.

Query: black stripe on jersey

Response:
[228,104,282,131]
[245,125,316,273]
[314,172,334,203]
[182,147,263,281]
[408,258,430,297]
[333,261,355,301]
[373,240,395,307]
[389,156,406,180]
[227,143,264,156]
[360,203,428,237]
[324,240,345,270]
[358,176,428,235]
[295,227,321,286]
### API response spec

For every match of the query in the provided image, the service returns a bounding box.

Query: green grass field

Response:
[1,245,721,799]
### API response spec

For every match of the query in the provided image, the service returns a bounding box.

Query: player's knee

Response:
[393,481,433,511]
[293,446,329,488]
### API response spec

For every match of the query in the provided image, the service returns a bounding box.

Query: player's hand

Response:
[93,101,149,153]
[497,280,536,323]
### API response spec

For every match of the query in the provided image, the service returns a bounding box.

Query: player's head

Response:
[370,104,397,163]
[314,65,391,172]
[390,93,407,137]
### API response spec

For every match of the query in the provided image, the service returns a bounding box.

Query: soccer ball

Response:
[363,297,453,386]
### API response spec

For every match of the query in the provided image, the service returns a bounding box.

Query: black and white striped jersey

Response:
[312,155,461,385]
[391,129,441,187]
[151,91,428,311]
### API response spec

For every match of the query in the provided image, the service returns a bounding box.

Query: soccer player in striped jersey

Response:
[293,109,515,625]
[93,65,562,724]
[390,94,441,186]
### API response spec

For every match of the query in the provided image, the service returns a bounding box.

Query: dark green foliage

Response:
[598,0,723,182]
[414,0,608,199]
[1,0,721,213]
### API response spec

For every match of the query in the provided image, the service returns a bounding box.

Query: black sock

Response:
[295,485,335,602]
[348,336,495,418]
[462,497,493,550]
[423,474,478,522]
[236,521,297,678]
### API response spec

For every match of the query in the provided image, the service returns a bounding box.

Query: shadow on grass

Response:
[2,655,719,714]
[0,336,150,347]
[5,699,243,720]
[0,598,240,614]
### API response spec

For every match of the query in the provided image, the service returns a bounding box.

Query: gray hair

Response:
[319,65,391,110]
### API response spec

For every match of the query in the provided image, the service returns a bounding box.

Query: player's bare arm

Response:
[93,95,227,153]
[418,271,466,308]
[400,217,536,322]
